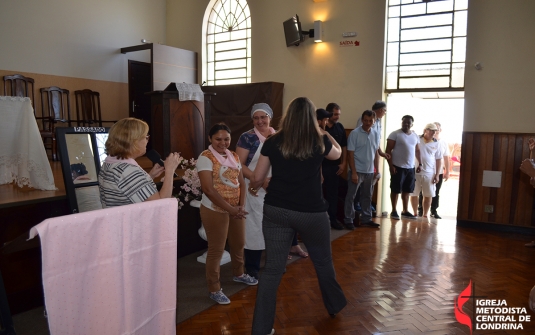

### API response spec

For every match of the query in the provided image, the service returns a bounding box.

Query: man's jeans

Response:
[344,171,374,224]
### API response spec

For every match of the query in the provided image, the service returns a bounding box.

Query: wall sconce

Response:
[314,20,323,42]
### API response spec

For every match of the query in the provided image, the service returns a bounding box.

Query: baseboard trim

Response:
[457,220,535,235]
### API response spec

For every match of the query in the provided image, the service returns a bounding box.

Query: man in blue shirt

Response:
[343,110,380,229]
[354,101,391,213]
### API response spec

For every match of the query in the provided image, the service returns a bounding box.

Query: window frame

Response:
[385,0,468,93]
[203,0,251,86]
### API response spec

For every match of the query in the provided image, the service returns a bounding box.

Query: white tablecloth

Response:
[0,96,56,190]
[175,83,204,101]
[29,198,178,335]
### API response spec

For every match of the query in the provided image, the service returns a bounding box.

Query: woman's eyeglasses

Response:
[253,115,269,121]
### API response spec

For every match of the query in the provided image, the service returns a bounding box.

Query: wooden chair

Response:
[74,89,116,127]
[3,74,35,106]
[39,86,72,160]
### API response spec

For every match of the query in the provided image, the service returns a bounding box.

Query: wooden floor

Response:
[176,217,535,334]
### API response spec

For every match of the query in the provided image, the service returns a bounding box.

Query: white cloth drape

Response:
[0,96,56,190]
[175,83,204,101]
[29,199,178,335]
[244,143,271,250]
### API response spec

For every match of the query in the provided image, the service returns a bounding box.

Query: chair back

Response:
[74,89,103,127]
[3,74,35,104]
[40,86,72,132]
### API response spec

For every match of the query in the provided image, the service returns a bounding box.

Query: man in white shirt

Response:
[410,123,443,219]
[417,122,450,218]
[385,115,421,220]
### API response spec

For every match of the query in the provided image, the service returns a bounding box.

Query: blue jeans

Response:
[344,170,374,224]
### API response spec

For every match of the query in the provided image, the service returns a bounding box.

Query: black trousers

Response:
[251,205,347,334]
[244,234,298,278]
[244,249,263,278]
[322,164,340,222]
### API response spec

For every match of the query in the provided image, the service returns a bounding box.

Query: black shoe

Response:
[431,213,442,219]
[330,220,344,230]
[344,222,355,230]
[361,221,380,228]
[401,211,417,220]
[246,271,259,279]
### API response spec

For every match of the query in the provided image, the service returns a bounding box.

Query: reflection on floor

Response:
[11,212,535,335]
[177,215,535,334]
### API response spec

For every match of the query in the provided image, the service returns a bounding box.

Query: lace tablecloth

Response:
[0,96,56,190]
[175,83,204,101]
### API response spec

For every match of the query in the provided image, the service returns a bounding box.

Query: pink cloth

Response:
[253,126,276,143]
[29,199,178,335]
[208,144,239,169]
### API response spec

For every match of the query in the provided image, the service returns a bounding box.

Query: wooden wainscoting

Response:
[458,132,535,227]
[0,69,129,123]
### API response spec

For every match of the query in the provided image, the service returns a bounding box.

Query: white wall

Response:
[464,0,535,133]
[0,0,166,83]
[166,0,208,57]
[166,0,387,127]
[3,0,534,130]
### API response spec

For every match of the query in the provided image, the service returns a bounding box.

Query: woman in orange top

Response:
[196,123,258,304]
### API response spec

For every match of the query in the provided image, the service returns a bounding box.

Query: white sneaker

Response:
[209,289,230,304]
[233,273,259,285]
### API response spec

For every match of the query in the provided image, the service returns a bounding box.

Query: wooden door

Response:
[128,60,152,147]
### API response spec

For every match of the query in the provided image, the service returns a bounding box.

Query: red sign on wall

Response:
[339,40,360,47]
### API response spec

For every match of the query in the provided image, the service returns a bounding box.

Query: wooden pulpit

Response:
[147,83,212,160]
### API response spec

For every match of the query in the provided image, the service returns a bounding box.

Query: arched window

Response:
[203,0,251,86]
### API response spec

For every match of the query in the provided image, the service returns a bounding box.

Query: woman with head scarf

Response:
[236,104,308,279]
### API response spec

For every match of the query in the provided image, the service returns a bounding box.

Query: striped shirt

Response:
[98,162,157,208]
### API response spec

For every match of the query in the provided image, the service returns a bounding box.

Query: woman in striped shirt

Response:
[98,118,180,208]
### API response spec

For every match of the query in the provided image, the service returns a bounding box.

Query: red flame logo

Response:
[455,280,472,334]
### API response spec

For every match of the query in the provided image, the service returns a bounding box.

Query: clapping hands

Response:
[520,158,535,178]
[529,138,535,152]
